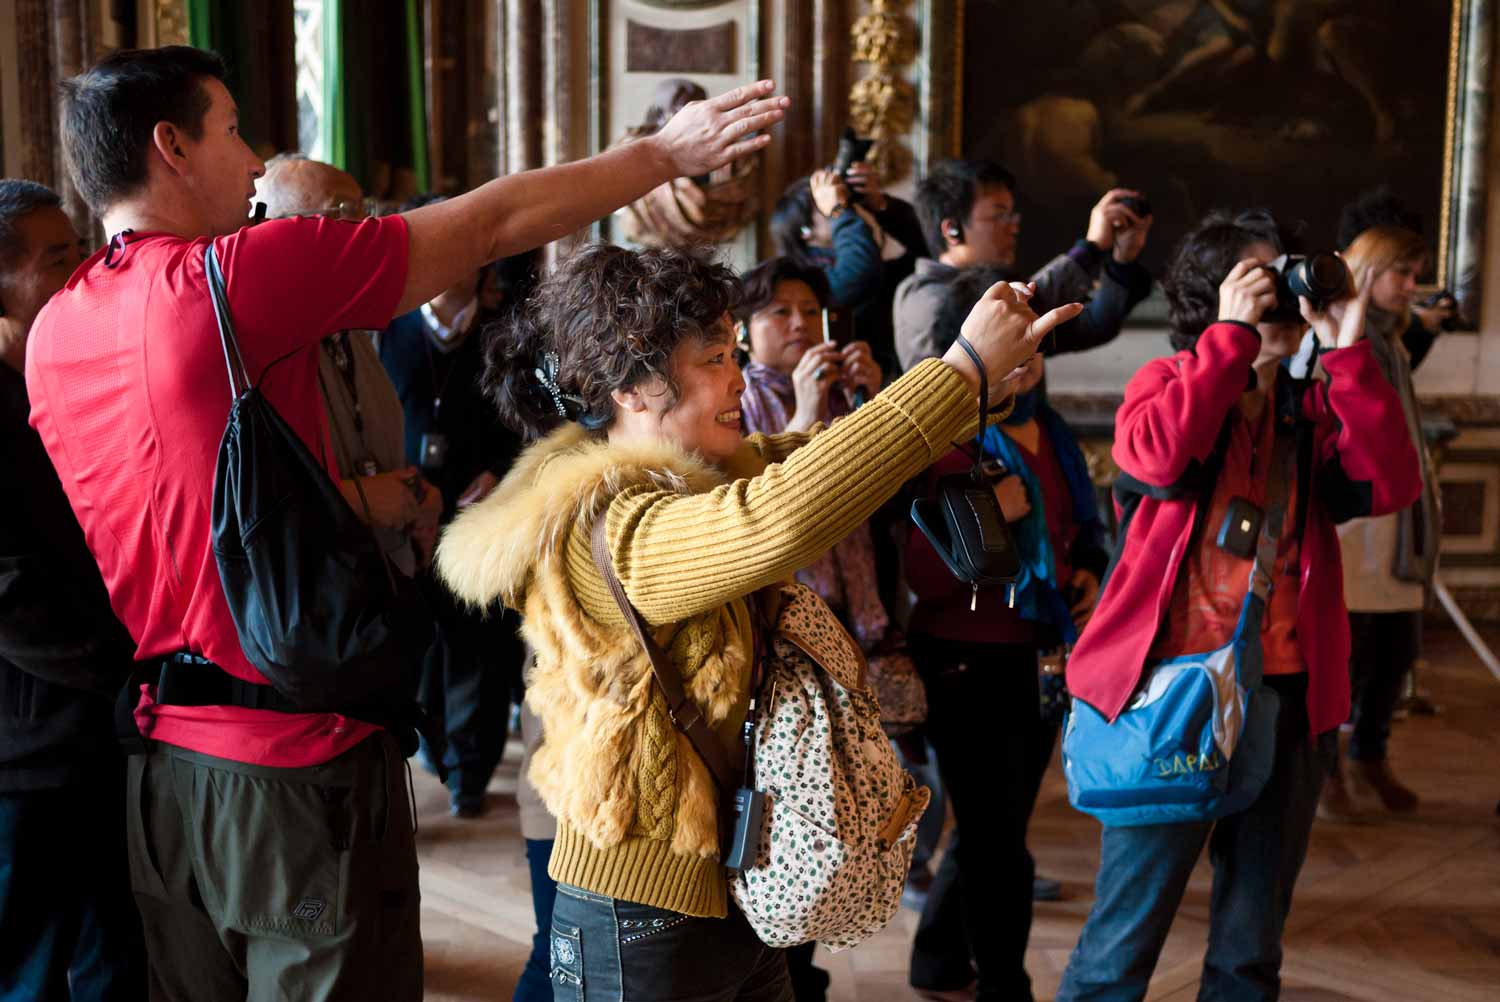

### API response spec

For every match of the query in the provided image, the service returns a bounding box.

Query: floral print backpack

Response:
[590,521,928,951]
[729,583,930,950]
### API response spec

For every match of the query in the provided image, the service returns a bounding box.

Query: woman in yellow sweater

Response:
[436,243,1079,1001]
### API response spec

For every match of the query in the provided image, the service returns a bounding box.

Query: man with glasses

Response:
[893,159,1155,371]
[892,159,1155,1002]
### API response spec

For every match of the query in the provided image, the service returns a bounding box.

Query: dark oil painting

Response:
[963,0,1456,275]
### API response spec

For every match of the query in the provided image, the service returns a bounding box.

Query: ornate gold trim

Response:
[849,0,916,184]
[154,0,188,47]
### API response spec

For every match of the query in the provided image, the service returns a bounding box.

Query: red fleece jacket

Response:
[1066,322,1421,737]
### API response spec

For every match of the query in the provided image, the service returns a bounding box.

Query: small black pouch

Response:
[910,335,1022,605]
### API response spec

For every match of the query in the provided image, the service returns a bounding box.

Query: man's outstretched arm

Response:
[396,81,787,315]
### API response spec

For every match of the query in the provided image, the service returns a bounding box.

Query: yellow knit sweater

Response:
[436,358,975,917]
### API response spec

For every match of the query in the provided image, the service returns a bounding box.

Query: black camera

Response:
[1117,194,1152,219]
[1265,252,1349,321]
[830,127,874,205]
[1417,289,1461,332]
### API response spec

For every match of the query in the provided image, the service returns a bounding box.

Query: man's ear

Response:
[151,121,188,174]
[611,386,648,413]
[942,217,963,248]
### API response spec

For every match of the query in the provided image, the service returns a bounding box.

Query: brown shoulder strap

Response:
[590,516,739,792]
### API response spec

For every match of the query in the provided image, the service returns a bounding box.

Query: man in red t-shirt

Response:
[25,45,785,1000]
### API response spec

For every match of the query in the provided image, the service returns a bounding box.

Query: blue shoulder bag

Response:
[1061,427,1292,827]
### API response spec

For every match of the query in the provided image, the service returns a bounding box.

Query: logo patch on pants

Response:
[292,897,327,922]
[553,936,576,966]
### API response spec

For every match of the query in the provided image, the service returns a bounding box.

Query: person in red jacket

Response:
[1056,209,1420,1002]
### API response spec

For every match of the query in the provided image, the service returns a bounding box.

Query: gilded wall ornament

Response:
[849,0,916,185]
[155,0,189,46]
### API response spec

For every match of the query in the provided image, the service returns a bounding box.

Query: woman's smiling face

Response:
[625,316,747,464]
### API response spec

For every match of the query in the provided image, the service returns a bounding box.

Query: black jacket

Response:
[379,308,522,518]
[0,364,135,791]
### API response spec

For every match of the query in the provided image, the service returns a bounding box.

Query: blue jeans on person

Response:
[514,838,558,1002]
[549,883,792,1002]
[0,773,144,1002]
[1056,674,1336,1002]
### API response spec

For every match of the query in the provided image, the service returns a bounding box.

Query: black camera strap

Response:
[952,334,990,465]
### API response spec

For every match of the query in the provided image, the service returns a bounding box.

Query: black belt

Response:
[153,653,303,713]
[115,654,440,778]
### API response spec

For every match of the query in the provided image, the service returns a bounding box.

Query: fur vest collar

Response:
[436,423,755,861]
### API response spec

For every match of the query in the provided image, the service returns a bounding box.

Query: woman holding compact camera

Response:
[1320,225,1443,821]
[1055,210,1420,1002]
[771,162,928,375]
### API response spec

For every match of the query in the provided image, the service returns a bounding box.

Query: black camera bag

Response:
[204,244,430,715]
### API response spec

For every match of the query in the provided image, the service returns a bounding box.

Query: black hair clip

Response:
[533,351,587,421]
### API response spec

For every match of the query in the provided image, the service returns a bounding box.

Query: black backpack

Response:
[205,244,431,717]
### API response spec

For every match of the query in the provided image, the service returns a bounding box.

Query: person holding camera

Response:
[898,265,1111,1002]
[435,242,1081,1002]
[1054,210,1420,1002]
[894,159,1154,373]
[771,160,929,375]
[1318,225,1443,822]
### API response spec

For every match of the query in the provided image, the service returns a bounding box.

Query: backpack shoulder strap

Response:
[590,516,738,792]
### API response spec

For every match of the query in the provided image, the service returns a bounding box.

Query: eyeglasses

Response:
[319,198,375,222]
[978,211,1022,226]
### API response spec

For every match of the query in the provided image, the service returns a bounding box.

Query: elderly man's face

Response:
[1,206,84,336]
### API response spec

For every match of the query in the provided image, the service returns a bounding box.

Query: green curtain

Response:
[404,0,430,193]
[320,0,429,196]
[320,0,350,174]
[186,0,263,148]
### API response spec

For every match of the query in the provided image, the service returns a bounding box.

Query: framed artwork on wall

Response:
[916,0,1493,326]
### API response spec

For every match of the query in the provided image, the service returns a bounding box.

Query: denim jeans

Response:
[1347,611,1421,761]
[1056,674,1336,1002]
[549,884,792,1002]
[514,838,558,1002]
[0,773,144,1002]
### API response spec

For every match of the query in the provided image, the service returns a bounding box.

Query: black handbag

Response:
[205,244,431,714]
[910,335,1022,608]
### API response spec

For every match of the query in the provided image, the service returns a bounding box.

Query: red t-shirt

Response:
[1148,401,1304,675]
[26,216,410,767]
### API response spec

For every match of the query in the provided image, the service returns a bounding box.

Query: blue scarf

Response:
[979,402,1101,643]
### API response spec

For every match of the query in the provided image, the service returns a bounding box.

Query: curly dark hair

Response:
[735,256,831,324]
[483,243,743,440]
[1162,209,1291,352]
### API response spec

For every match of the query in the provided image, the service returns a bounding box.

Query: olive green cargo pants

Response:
[125,733,422,1001]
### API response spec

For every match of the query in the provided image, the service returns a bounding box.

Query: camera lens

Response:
[1287,252,1348,305]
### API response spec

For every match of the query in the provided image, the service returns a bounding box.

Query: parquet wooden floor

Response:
[416,628,1500,1001]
